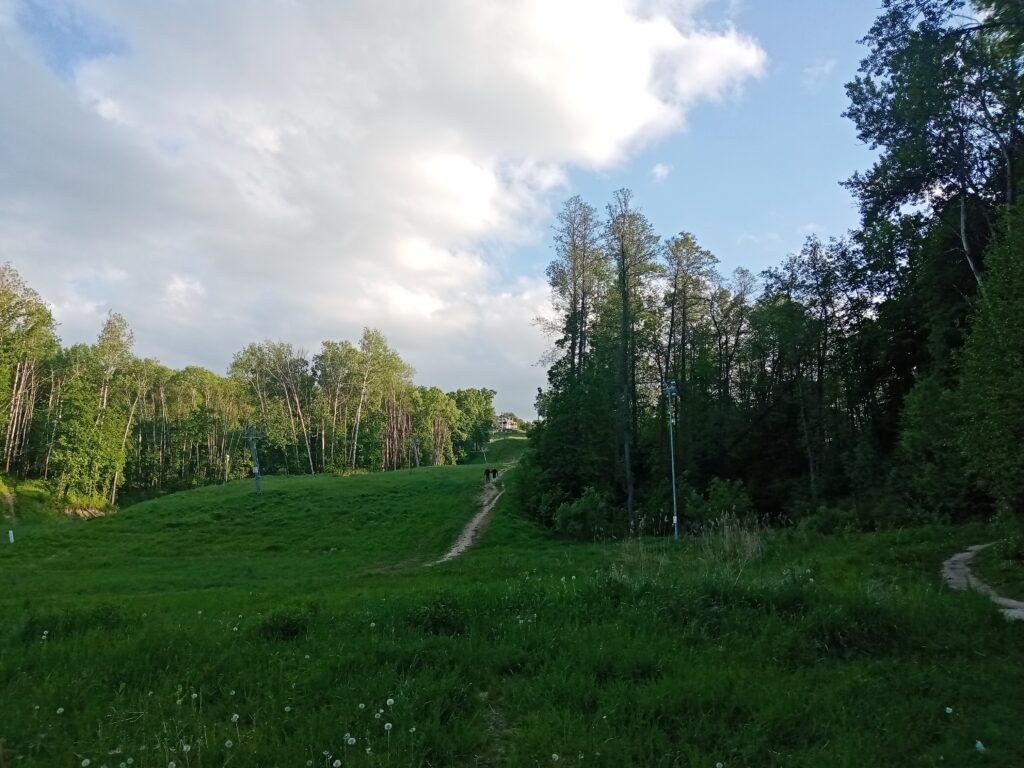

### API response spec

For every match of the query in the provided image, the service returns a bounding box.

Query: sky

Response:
[0,0,880,418]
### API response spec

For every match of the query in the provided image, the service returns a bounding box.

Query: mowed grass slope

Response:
[3,466,485,601]
[1,434,1023,767]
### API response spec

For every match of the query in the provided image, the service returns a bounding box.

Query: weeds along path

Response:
[942,544,1024,621]
[434,463,515,564]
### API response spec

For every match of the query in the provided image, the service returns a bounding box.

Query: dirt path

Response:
[434,465,513,564]
[942,543,1024,621]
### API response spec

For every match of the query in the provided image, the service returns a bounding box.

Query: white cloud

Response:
[1,0,765,416]
[801,58,836,91]
[737,231,781,247]
[650,162,673,182]
[163,274,206,315]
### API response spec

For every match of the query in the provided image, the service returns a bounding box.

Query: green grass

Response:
[464,431,528,465]
[1,434,1022,767]
[0,475,61,525]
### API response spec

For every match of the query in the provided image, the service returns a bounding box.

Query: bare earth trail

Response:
[434,463,516,564]
[942,543,1024,621]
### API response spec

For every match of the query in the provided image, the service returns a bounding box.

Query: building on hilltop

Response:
[496,412,517,432]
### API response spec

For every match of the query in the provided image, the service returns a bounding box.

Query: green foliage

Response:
[448,388,497,462]
[553,486,619,540]
[889,375,980,521]
[686,478,754,529]
[960,202,1024,515]
[0,262,494,504]
[525,0,1024,530]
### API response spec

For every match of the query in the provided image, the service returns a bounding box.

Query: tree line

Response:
[0,270,497,509]
[519,0,1024,539]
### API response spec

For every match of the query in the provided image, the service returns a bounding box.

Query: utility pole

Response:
[241,427,263,496]
[663,380,680,540]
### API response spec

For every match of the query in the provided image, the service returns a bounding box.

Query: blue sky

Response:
[517,0,880,282]
[1,0,883,418]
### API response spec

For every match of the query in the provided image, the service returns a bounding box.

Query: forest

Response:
[0,277,497,509]
[517,0,1024,541]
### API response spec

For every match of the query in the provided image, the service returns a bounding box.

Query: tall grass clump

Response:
[697,512,766,567]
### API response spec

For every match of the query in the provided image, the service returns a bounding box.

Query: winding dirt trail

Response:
[941,543,1024,621]
[434,464,514,564]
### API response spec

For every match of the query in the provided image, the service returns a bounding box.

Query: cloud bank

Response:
[0,0,765,415]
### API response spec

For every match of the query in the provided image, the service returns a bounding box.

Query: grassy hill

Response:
[1,433,1022,767]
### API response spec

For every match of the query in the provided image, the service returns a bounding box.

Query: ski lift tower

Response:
[240,426,264,496]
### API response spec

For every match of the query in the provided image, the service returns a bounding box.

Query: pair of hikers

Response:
[484,468,499,482]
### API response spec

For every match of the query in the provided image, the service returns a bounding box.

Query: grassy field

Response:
[1,433,1022,767]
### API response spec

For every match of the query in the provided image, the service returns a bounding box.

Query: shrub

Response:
[554,487,621,540]
[687,478,754,529]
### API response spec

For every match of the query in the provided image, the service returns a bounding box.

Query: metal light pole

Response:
[664,380,679,541]
[241,428,263,496]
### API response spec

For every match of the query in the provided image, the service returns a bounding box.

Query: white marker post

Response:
[8,529,13,544]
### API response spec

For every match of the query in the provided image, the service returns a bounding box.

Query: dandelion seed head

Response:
[224,740,233,748]
[347,737,356,746]
[374,712,381,719]
[168,763,176,768]
[230,690,236,696]
[386,698,394,706]
[370,622,376,628]
[384,723,392,731]
[190,693,197,700]
[945,706,953,714]
[333,760,341,767]
[716,763,724,768]
[231,713,239,722]
[82,759,91,767]
[409,727,416,733]
[358,703,365,710]
[182,745,191,753]
[56,707,64,714]
[285,706,292,712]
[552,754,559,762]
[366,747,372,754]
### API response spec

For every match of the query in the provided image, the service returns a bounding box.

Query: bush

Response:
[63,491,110,518]
[687,478,753,529]
[554,487,621,540]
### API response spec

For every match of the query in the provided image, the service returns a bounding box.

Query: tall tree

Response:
[605,189,661,529]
